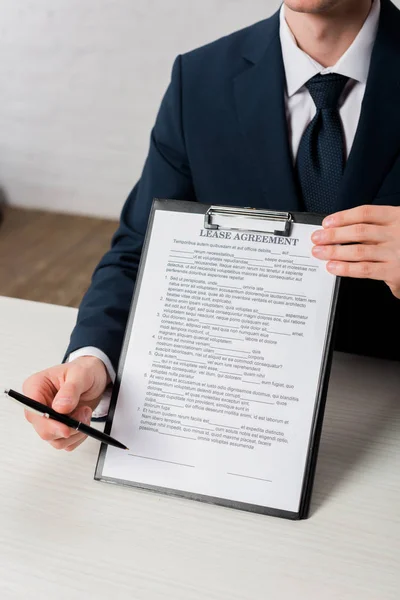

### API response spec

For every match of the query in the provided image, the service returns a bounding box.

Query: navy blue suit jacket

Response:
[67,0,400,369]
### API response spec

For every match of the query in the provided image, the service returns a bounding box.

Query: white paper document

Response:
[99,207,337,515]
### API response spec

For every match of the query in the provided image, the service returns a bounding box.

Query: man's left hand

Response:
[311,205,400,299]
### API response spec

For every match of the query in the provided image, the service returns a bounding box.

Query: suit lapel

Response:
[338,0,400,211]
[233,15,301,212]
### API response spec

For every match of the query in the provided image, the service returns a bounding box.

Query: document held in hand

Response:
[95,200,339,519]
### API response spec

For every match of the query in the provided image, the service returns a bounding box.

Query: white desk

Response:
[0,296,399,600]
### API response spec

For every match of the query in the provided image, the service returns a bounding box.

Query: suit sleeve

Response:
[64,55,196,370]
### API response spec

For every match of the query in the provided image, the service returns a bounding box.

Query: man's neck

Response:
[284,0,373,67]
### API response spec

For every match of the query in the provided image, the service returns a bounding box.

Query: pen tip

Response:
[4,389,9,395]
[125,447,130,451]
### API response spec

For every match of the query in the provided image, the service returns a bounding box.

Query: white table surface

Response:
[0,295,399,600]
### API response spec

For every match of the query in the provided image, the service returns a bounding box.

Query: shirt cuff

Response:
[67,347,116,419]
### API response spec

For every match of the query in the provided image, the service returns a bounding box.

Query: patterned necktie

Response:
[296,73,350,213]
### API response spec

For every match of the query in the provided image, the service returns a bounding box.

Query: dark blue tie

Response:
[296,73,350,213]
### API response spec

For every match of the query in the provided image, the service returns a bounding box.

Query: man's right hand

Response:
[22,356,110,452]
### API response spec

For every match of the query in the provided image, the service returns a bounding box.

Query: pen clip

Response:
[6,394,46,417]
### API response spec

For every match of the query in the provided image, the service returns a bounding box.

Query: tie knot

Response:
[306,73,350,110]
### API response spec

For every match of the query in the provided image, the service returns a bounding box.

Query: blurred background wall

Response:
[0,0,283,219]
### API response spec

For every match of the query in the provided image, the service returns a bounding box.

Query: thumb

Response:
[52,369,88,414]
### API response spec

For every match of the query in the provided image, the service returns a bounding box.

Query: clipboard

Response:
[95,200,340,520]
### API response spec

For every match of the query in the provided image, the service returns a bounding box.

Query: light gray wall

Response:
[0,0,281,218]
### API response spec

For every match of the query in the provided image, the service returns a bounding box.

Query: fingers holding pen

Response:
[22,356,108,452]
[49,406,92,451]
[25,404,92,450]
[24,407,72,442]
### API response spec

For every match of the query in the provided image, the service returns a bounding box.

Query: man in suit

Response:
[24,0,400,451]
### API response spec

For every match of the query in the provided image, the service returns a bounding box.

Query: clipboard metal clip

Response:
[204,206,293,237]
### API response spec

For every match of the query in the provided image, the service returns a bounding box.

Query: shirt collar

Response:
[279,0,381,98]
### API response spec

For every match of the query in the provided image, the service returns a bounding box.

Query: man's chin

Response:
[284,0,342,14]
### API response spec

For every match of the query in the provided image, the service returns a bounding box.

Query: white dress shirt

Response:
[70,0,381,418]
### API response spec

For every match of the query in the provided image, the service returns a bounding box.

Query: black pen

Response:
[4,388,129,451]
